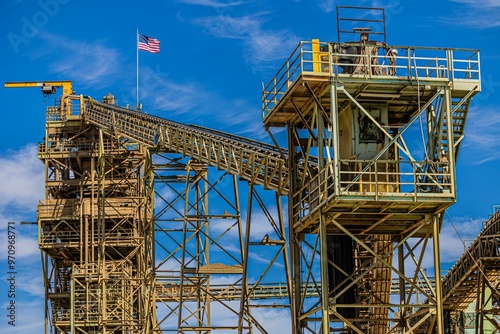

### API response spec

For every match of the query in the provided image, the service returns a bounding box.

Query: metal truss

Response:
[442,211,500,333]
[36,92,296,334]
[84,101,289,195]
[148,150,292,333]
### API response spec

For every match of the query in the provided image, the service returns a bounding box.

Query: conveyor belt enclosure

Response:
[84,100,289,195]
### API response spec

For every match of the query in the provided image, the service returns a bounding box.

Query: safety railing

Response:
[292,159,453,221]
[38,199,79,220]
[61,95,84,118]
[50,299,72,323]
[38,138,134,159]
[40,227,140,247]
[483,210,500,236]
[156,278,438,303]
[262,40,480,118]
[40,228,81,246]
[38,138,96,155]
[156,282,293,302]
[73,278,100,323]
[339,159,452,196]
[46,106,61,122]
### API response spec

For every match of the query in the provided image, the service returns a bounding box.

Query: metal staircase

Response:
[441,89,476,163]
[448,93,471,161]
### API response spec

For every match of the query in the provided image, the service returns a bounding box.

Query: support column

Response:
[314,82,331,334]
[320,213,330,334]
[330,82,341,196]
[288,124,302,333]
[443,86,456,196]
[239,182,253,334]
[277,191,296,334]
[70,277,75,333]
[432,214,444,334]
[398,235,406,334]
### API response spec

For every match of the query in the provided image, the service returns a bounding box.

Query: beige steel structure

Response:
[261,30,482,332]
[6,9,500,333]
[31,93,294,333]
[37,96,156,333]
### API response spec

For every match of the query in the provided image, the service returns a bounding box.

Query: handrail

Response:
[292,158,453,222]
[262,40,480,119]
[155,277,436,302]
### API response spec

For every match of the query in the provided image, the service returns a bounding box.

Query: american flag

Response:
[138,34,160,54]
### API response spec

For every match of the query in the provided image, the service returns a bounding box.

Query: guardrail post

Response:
[447,49,454,81]
[407,47,412,81]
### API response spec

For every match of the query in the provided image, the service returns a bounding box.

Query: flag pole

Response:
[136,28,139,110]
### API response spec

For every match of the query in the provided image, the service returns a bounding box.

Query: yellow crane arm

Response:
[4,81,73,96]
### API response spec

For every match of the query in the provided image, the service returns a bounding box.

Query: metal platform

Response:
[263,41,480,127]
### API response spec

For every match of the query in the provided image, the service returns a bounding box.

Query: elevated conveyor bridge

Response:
[441,212,500,332]
[410,211,500,333]
[442,211,500,310]
[84,99,290,195]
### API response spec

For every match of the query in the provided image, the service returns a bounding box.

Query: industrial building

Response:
[4,6,498,334]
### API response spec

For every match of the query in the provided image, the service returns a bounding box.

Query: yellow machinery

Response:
[4,81,74,96]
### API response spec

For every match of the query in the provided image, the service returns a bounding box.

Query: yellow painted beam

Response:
[4,80,73,95]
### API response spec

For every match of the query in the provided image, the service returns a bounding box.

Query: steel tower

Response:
[262,6,480,333]
[36,94,156,333]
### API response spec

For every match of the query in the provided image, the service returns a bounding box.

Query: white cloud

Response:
[209,218,242,239]
[1,265,44,298]
[316,0,334,13]
[439,215,484,265]
[136,64,268,138]
[462,106,500,164]
[0,144,44,213]
[449,0,500,8]
[140,69,209,115]
[438,1,500,29]
[252,307,292,333]
[0,231,39,261]
[187,12,299,71]
[157,298,292,332]
[0,145,44,331]
[0,300,44,333]
[209,204,286,242]
[34,33,125,89]
[406,214,484,276]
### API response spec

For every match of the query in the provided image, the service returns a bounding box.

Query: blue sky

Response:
[0,0,499,332]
